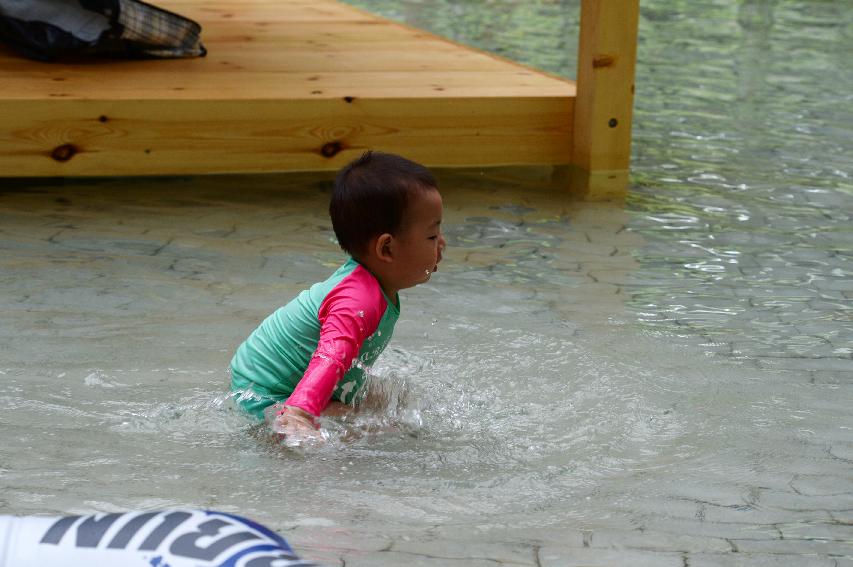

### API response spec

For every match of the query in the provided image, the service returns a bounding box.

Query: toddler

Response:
[230,151,445,440]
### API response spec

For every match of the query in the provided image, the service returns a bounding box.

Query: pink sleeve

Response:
[284,268,386,417]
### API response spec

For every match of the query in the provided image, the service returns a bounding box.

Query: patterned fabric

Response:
[0,0,205,61]
[113,0,205,58]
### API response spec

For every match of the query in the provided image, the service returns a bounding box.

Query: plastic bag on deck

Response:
[0,0,206,61]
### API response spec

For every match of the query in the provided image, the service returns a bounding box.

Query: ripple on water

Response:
[1,0,852,558]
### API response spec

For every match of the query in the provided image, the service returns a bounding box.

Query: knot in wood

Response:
[321,141,343,158]
[51,144,78,162]
[593,54,615,68]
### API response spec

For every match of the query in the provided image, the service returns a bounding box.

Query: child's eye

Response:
[428,235,438,240]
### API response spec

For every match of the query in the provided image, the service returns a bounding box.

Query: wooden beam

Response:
[0,97,572,177]
[569,0,640,200]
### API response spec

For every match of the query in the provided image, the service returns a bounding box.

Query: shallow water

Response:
[2,0,852,565]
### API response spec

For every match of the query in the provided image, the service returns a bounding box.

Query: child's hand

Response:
[272,405,326,446]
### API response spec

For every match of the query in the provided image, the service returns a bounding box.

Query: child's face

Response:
[392,188,445,291]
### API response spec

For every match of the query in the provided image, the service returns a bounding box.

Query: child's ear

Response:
[373,233,395,263]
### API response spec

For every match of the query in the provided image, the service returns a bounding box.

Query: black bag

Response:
[0,0,205,61]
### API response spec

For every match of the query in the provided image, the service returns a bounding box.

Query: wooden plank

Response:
[0,97,572,176]
[171,2,377,22]
[0,48,517,77]
[3,72,574,100]
[196,20,427,40]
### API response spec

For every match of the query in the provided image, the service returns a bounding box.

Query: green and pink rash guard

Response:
[230,257,399,420]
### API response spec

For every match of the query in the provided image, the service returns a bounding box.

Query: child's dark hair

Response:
[330,151,437,257]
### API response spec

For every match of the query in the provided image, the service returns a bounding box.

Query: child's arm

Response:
[281,271,386,421]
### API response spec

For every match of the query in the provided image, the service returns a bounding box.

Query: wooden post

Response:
[566,0,640,200]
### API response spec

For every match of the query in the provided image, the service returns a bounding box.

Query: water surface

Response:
[1,0,851,565]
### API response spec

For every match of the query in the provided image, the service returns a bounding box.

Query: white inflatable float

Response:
[0,508,319,566]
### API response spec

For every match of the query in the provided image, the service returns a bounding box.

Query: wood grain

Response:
[0,0,592,188]
[1,98,572,176]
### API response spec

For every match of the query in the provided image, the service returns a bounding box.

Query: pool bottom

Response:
[0,172,850,566]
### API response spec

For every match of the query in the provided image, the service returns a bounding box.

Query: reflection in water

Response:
[628,1,851,366]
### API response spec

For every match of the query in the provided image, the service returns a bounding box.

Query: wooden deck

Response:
[0,0,638,198]
[0,0,639,199]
